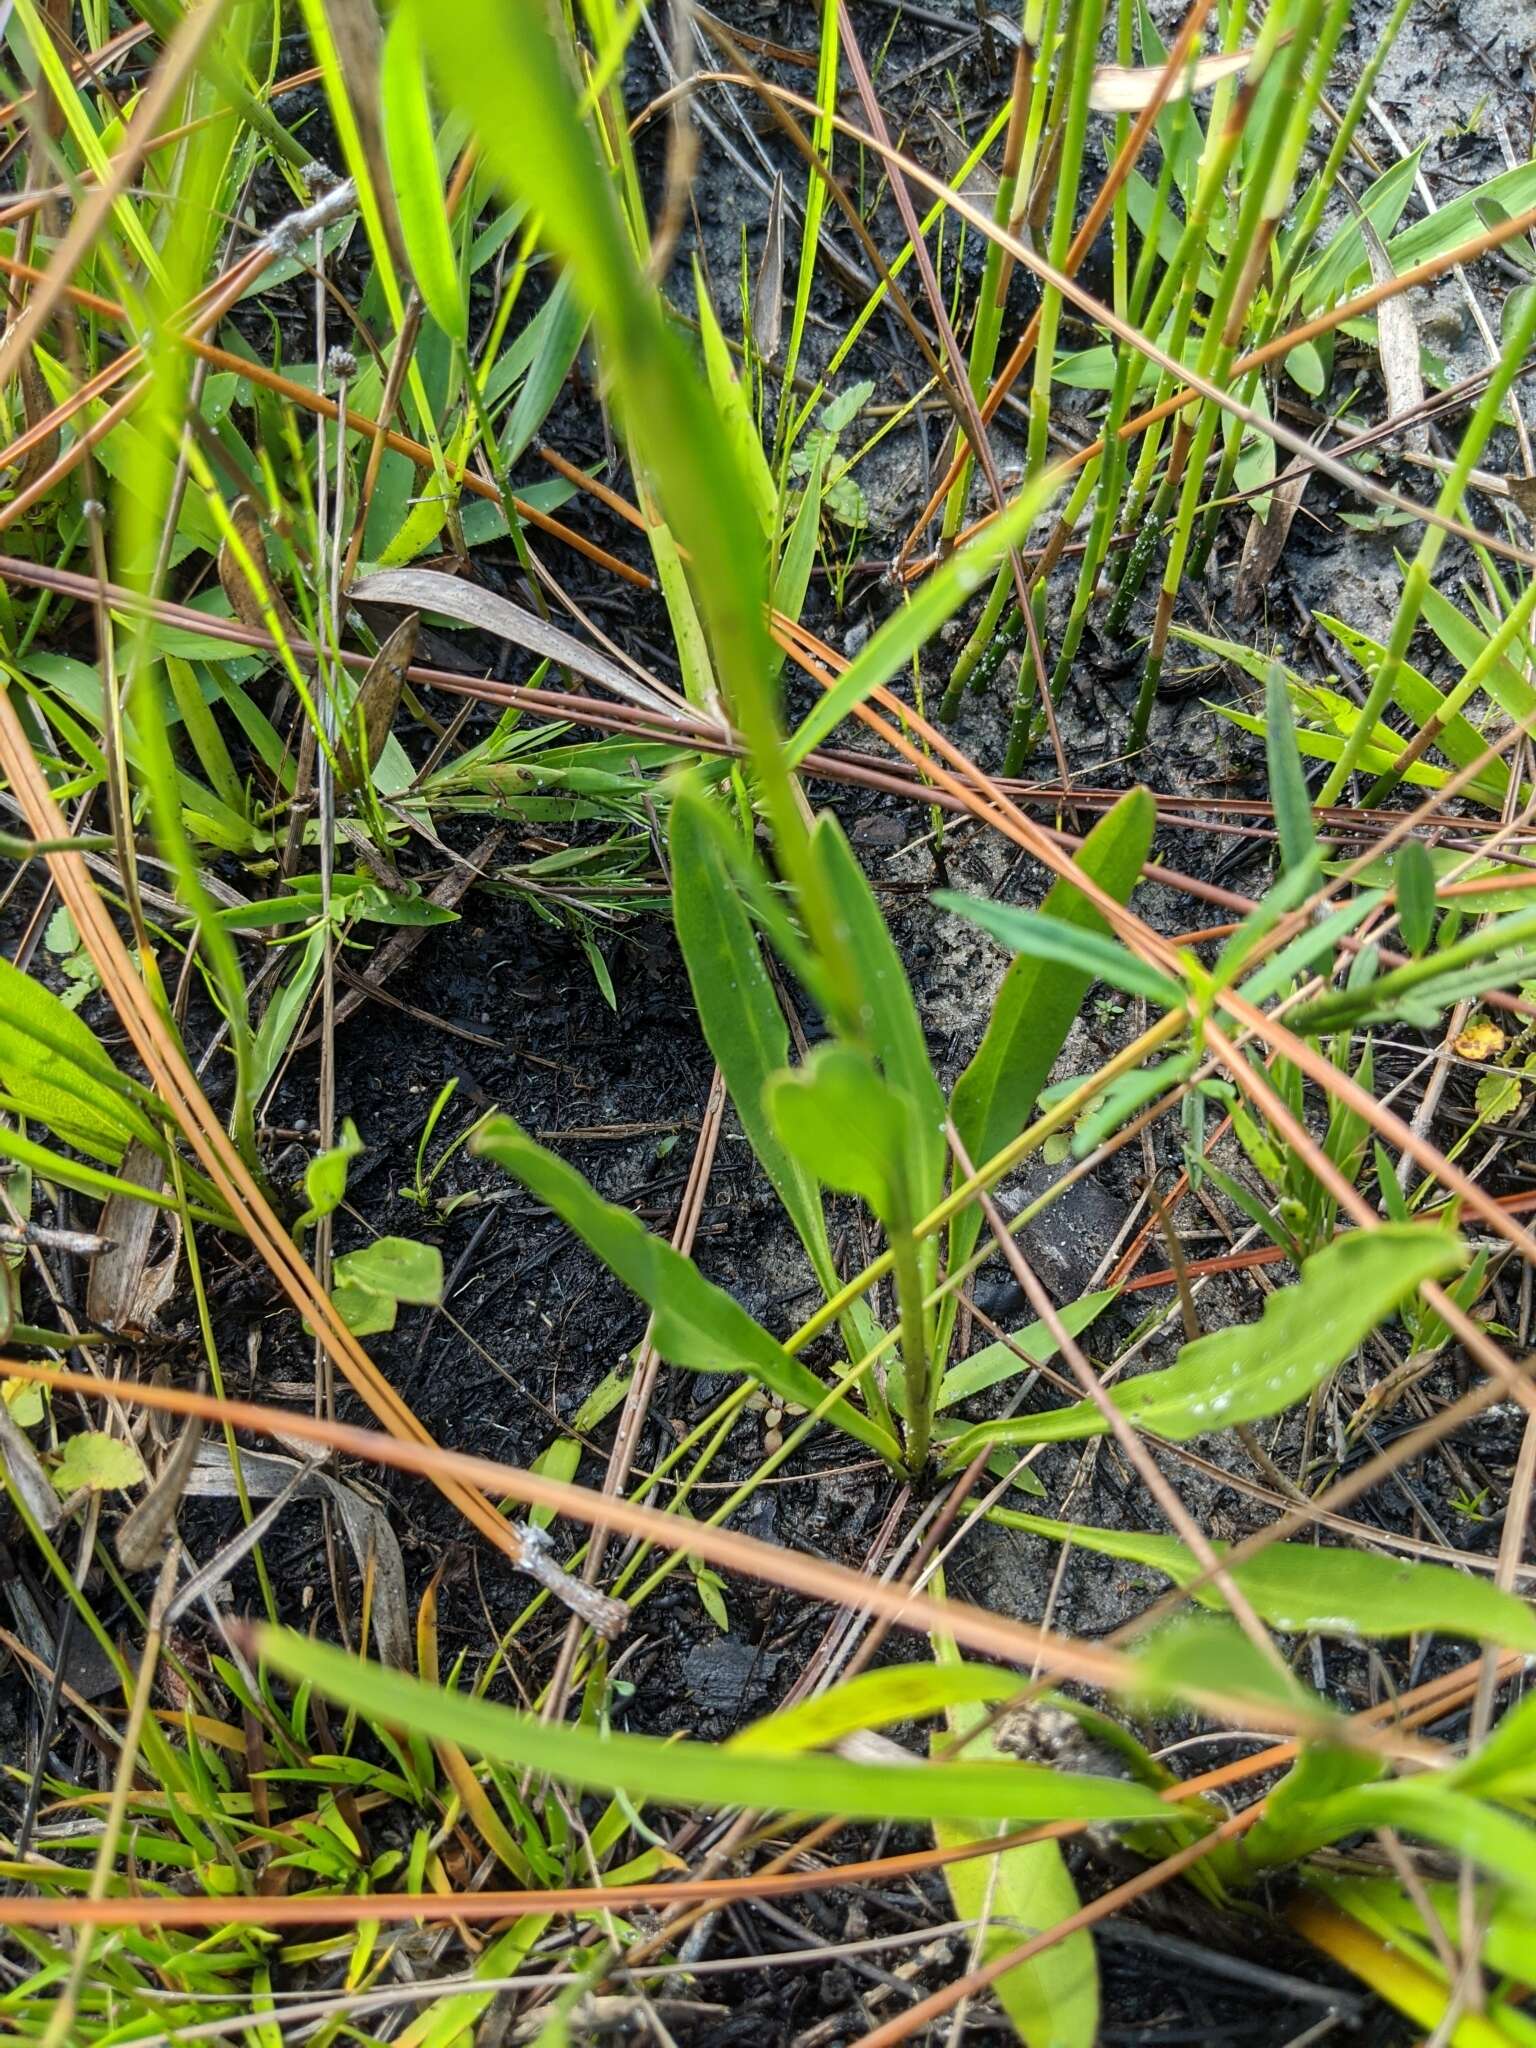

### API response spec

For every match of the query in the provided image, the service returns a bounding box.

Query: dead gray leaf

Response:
[87,1141,180,1334]
[14,351,59,491]
[341,609,417,788]
[1508,476,1536,522]
[751,171,785,362]
[1088,45,1259,112]
[927,110,1000,209]
[351,566,693,723]
[1234,456,1312,620]
[1344,186,1427,452]
[0,1401,62,1530]
[116,1410,205,1571]
[184,1443,411,1667]
[219,496,306,646]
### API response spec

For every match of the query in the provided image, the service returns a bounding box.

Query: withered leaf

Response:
[14,350,60,492]
[218,495,306,647]
[352,566,690,720]
[1235,457,1312,620]
[751,171,785,362]
[1345,188,1427,452]
[340,610,417,789]
[1088,46,1259,112]
[87,1141,181,1335]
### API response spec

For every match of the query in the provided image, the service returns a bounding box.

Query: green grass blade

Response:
[255,1627,1178,1827]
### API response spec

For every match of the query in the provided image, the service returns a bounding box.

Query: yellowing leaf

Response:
[1456,1017,1507,1060]
[3,1376,44,1428]
[53,1431,146,1494]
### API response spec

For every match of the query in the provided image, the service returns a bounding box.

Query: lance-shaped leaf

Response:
[985,1508,1536,1652]
[945,790,1154,1295]
[472,1115,899,1460]
[256,1627,1178,1829]
[944,1226,1463,1464]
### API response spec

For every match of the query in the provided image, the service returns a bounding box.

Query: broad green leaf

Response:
[53,1432,146,1494]
[0,958,159,1163]
[256,1627,1178,1828]
[1129,1617,1326,1719]
[731,1663,1028,1755]
[295,1119,363,1232]
[938,1293,1115,1410]
[936,898,1185,1010]
[669,784,841,1300]
[471,1115,899,1459]
[944,1226,1463,1463]
[1265,662,1317,874]
[786,472,1058,766]
[984,1508,1536,1651]
[946,790,1154,1294]
[934,1701,1097,2048]
[381,7,466,340]
[334,1237,444,1306]
[811,813,947,1222]
[766,1044,913,1223]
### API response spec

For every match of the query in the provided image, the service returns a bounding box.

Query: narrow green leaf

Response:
[471,1115,899,1459]
[936,897,1185,1010]
[695,260,775,545]
[381,7,467,340]
[786,474,1058,766]
[947,789,1154,1287]
[1265,662,1318,874]
[257,1627,1178,1828]
[938,1293,1115,1410]
[731,1663,1027,1754]
[1395,838,1437,957]
[984,1508,1536,1651]
[669,784,840,1297]
[944,1226,1463,1463]
[772,439,824,640]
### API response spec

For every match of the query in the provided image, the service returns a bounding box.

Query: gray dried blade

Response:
[1234,455,1312,620]
[185,1442,412,1668]
[87,1140,181,1333]
[341,609,418,787]
[1343,184,1427,453]
[350,567,695,724]
[751,171,785,361]
[116,1406,205,1571]
[0,1402,61,1530]
[219,495,308,648]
